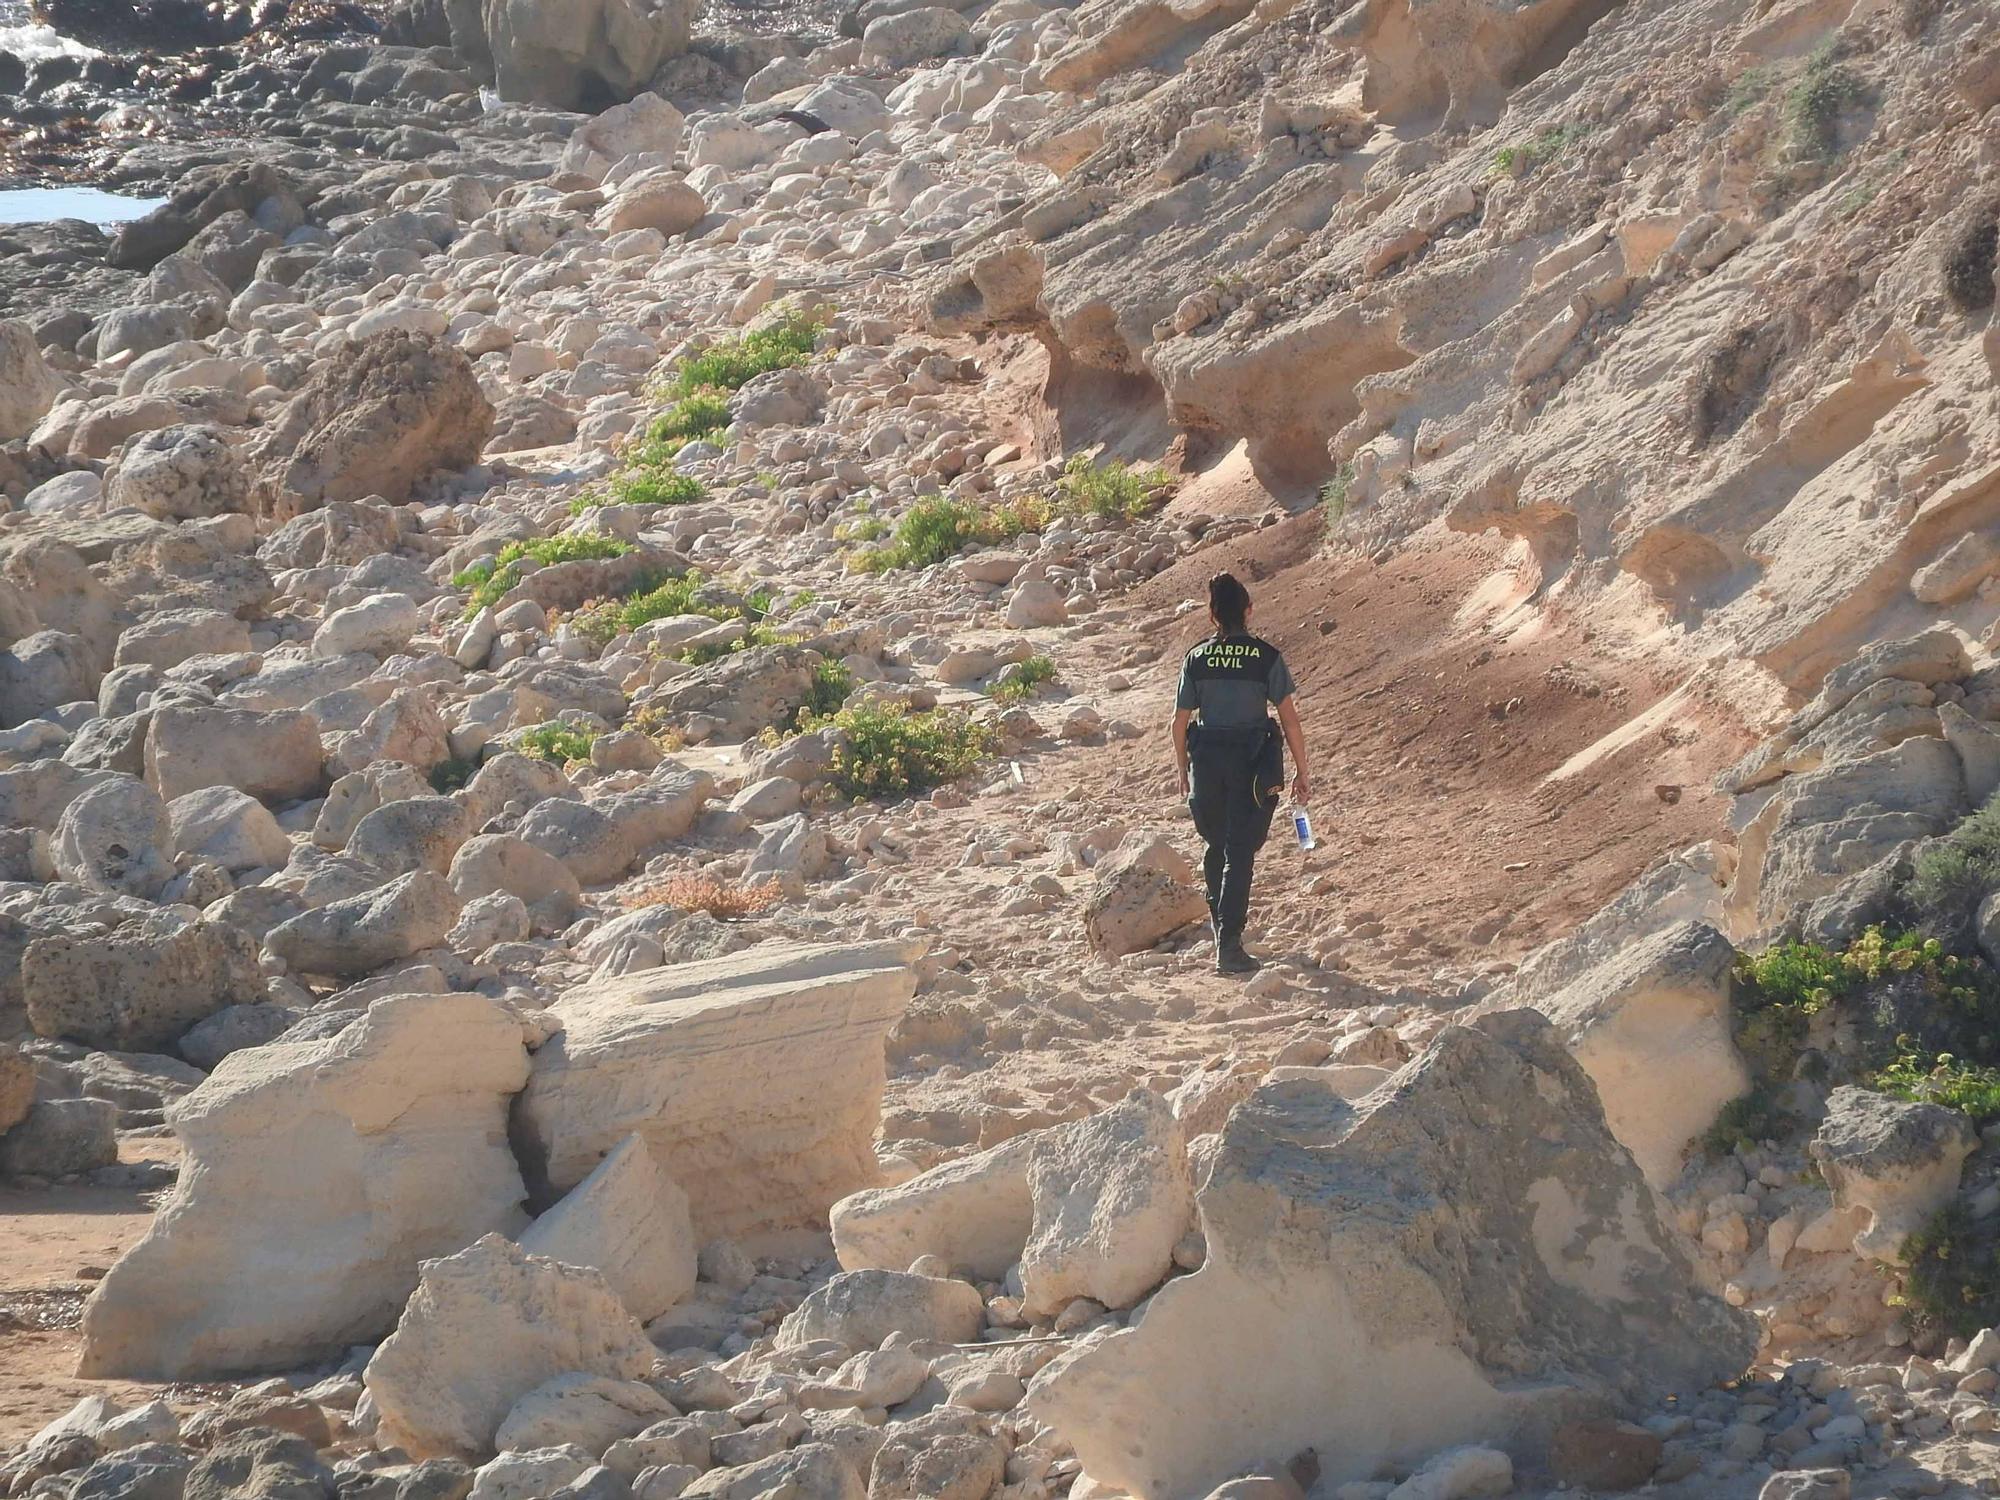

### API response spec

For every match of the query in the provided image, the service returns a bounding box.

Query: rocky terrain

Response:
[1,0,1999,1494]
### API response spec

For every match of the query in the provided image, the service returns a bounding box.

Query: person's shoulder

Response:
[1182,636,1215,662]
[1250,634,1285,657]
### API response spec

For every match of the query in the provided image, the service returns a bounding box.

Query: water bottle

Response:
[1293,810,1316,850]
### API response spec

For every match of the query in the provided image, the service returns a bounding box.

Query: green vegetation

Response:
[849,494,1052,574]
[807,704,995,800]
[568,570,781,660]
[585,309,826,517]
[798,659,856,725]
[518,721,599,764]
[1725,63,1780,114]
[1710,923,2000,1160]
[1909,795,2000,929]
[660,309,824,399]
[428,757,478,794]
[836,515,890,543]
[1876,1049,2000,1125]
[454,535,631,616]
[1319,463,1354,524]
[1900,1201,2000,1339]
[989,654,1057,706]
[1055,455,1170,523]
[1699,1087,1795,1158]
[1491,122,1591,178]
[1782,44,1863,161]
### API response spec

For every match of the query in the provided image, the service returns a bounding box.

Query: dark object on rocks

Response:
[1549,1418,1664,1491]
[1943,201,2000,313]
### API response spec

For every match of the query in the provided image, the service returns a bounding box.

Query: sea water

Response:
[0,186,167,225]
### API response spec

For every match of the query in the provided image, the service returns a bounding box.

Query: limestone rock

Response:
[0,629,97,728]
[1477,920,1748,1188]
[1005,577,1068,629]
[169,785,292,873]
[0,1096,118,1177]
[265,870,461,978]
[51,776,177,899]
[348,796,471,877]
[106,424,250,521]
[516,939,919,1237]
[0,319,61,440]
[450,833,582,930]
[518,1134,697,1323]
[253,332,494,511]
[776,1268,985,1351]
[494,1373,677,1455]
[485,0,697,108]
[1082,836,1208,957]
[363,1233,656,1459]
[146,704,325,805]
[1809,1086,1977,1262]
[79,993,531,1378]
[0,1044,32,1135]
[830,1131,1037,1280]
[867,1409,1005,1500]
[1025,1011,1756,1498]
[683,1442,861,1500]
[603,173,707,238]
[315,593,423,659]
[1021,1090,1190,1317]
[23,914,262,1052]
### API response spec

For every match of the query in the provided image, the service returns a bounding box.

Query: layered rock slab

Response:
[79,992,532,1378]
[514,939,920,1238]
[1026,1010,1755,1498]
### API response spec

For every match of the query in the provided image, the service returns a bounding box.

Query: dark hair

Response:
[1208,572,1250,632]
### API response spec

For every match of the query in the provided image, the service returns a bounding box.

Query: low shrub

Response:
[989,654,1057,706]
[1492,122,1591,178]
[1699,1087,1796,1158]
[518,721,598,764]
[1319,464,1353,524]
[454,535,631,616]
[427,757,478,794]
[630,871,783,919]
[1908,795,2000,934]
[1782,44,1863,161]
[849,494,1052,573]
[1055,455,1170,522]
[801,658,856,722]
[661,309,824,399]
[1900,1200,2000,1339]
[1875,1049,2000,1125]
[811,703,994,799]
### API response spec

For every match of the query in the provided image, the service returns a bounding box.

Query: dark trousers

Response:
[1188,726,1278,945]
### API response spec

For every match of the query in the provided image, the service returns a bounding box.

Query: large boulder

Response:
[1734,737,1968,932]
[105,424,251,521]
[518,1133,697,1323]
[562,92,686,176]
[515,939,919,1236]
[51,776,177,899]
[643,645,820,739]
[484,0,699,108]
[0,629,98,728]
[22,914,262,1052]
[363,1233,656,1459]
[830,1132,1037,1280]
[1082,835,1208,957]
[1809,1086,1978,1263]
[1025,1011,1757,1499]
[0,319,61,441]
[145,704,325,804]
[1475,920,1749,1189]
[252,332,494,512]
[168,786,292,873]
[265,869,460,978]
[1020,1090,1191,1318]
[79,992,532,1378]
[0,1096,118,1177]
[775,1268,985,1351]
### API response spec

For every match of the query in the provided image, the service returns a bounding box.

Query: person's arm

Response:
[1172,708,1193,797]
[1276,694,1310,804]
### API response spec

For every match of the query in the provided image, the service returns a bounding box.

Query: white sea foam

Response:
[0,18,102,61]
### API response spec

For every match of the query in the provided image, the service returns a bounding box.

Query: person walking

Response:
[1171,572,1311,974]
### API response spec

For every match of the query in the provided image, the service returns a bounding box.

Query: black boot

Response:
[1215,937,1261,975]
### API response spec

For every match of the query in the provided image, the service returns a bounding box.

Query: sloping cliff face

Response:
[940,0,2000,698]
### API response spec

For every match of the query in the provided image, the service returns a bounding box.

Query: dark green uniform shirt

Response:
[1175,632,1296,727]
